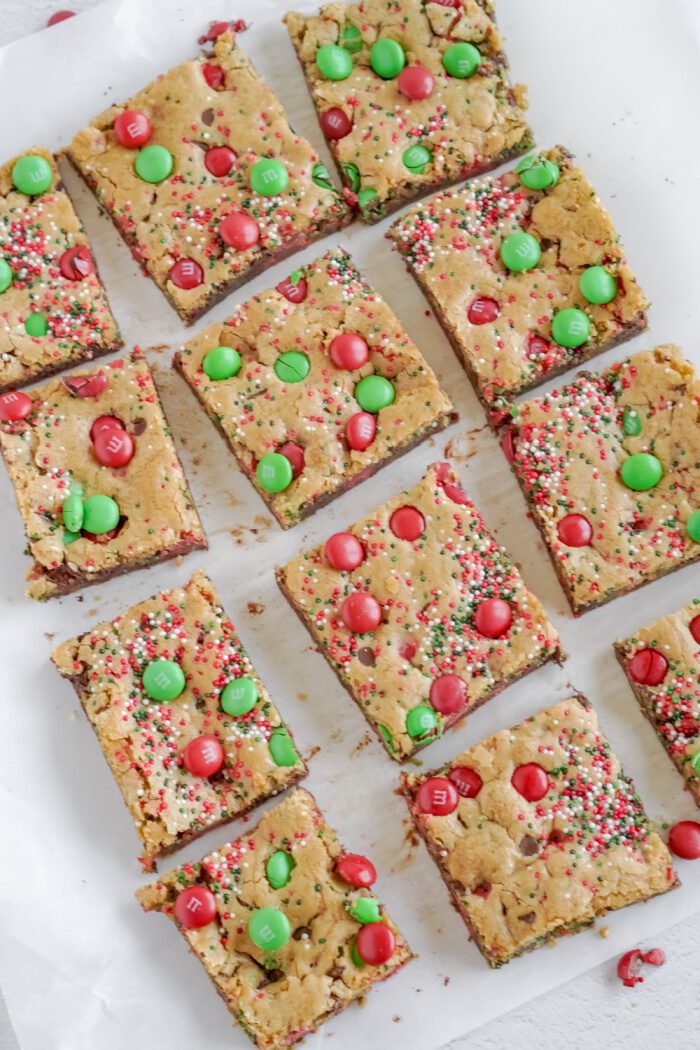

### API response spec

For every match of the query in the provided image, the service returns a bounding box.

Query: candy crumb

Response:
[598,926,610,939]
[616,948,666,988]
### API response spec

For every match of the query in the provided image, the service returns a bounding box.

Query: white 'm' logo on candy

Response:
[201,742,218,763]
[186,897,203,913]
[258,925,274,944]
[153,671,170,690]
[180,261,197,277]
[433,788,448,806]
[106,435,124,453]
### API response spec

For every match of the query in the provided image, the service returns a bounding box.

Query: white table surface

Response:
[1,3,698,1049]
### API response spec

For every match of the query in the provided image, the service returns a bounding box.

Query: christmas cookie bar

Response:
[614,601,700,806]
[503,344,700,615]
[285,0,532,223]
[0,350,206,600]
[0,148,121,392]
[136,788,412,1048]
[53,571,306,866]
[400,695,678,967]
[174,247,455,528]
[276,461,562,760]
[67,29,350,325]
[388,146,649,421]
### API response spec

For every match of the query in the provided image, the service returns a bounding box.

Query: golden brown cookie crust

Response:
[285,0,532,222]
[401,695,677,967]
[0,148,121,391]
[137,788,413,1049]
[0,350,206,599]
[68,31,351,323]
[389,146,649,416]
[277,461,561,759]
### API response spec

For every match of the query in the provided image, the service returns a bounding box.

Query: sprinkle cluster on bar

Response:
[615,599,700,805]
[0,148,121,390]
[136,789,412,1049]
[400,695,677,967]
[53,571,306,865]
[68,30,350,323]
[0,350,206,599]
[174,247,455,528]
[389,146,649,419]
[505,344,700,614]
[277,461,561,760]
[286,0,532,222]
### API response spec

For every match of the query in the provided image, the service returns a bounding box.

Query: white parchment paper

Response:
[1,1,699,1048]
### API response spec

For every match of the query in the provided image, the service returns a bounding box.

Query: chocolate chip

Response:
[519,835,540,857]
[519,911,536,925]
[201,108,215,125]
[131,417,147,435]
[357,646,376,667]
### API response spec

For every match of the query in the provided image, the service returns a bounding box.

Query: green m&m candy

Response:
[69,479,84,497]
[220,676,258,716]
[579,265,618,305]
[377,723,396,754]
[551,307,590,349]
[203,345,241,380]
[0,259,12,293]
[266,850,296,890]
[351,939,366,967]
[62,493,84,533]
[692,752,700,776]
[82,493,120,533]
[250,158,288,196]
[274,351,310,383]
[269,727,299,767]
[12,154,53,195]
[515,154,560,190]
[500,231,541,273]
[63,531,81,545]
[350,897,381,924]
[620,452,663,492]
[687,509,700,543]
[403,144,431,174]
[341,162,361,191]
[622,406,643,436]
[142,658,186,702]
[311,162,334,190]
[370,38,405,79]
[257,452,293,493]
[357,187,378,211]
[248,907,291,951]
[340,24,363,53]
[316,43,353,80]
[25,312,48,337]
[134,144,173,184]
[406,704,439,740]
[355,374,395,412]
[442,42,480,79]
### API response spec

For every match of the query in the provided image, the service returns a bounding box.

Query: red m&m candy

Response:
[397,65,434,100]
[474,597,512,638]
[467,296,500,325]
[512,763,549,802]
[47,10,75,25]
[114,110,152,148]
[170,258,204,290]
[336,853,377,887]
[627,647,668,686]
[356,922,395,966]
[330,332,369,370]
[416,777,459,815]
[90,415,124,441]
[341,592,382,634]
[346,411,376,451]
[203,63,225,89]
[320,107,353,139]
[63,371,107,398]
[448,765,483,798]
[276,274,308,302]
[93,427,135,468]
[59,246,94,281]
[0,390,32,422]
[557,513,593,547]
[205,146,237,177]
[278,442,305,479]
[690,615,700,645]
[183,735,225,778]
[389,505,425,541]
[325,532,365,571]
[220,212,259,250]
[429,675,467,716]
[668,820,700,860]
[174,885,217,929]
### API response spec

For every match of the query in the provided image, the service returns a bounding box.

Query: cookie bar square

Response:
[276,461,562,760]
[67,29,350,325]
[400,695,677,967]
[0,148,121,391]
[389,146,649,421]
[174,247,455,528]
[503,344,700,614]
[285,0,532,223]
[0,350,206,599]
[52,571,307,866]
[614,601,700,806]
[136,788,412,1048]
